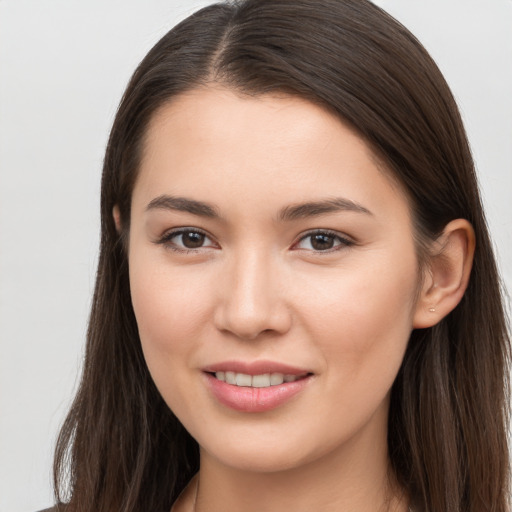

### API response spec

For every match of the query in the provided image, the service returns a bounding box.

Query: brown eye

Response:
[295,230,353,252]
[310,233,335,250]
[181,231,206,248]
[158,228,216,252]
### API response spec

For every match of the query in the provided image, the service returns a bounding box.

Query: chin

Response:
[194,420,357,475]
[202,441,316,474]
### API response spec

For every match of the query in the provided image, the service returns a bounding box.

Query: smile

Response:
[213,371,306,387]
[203,362,313,412]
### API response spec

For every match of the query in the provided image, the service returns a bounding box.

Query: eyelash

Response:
[156,228,354,254]
[156,228,217,254]
[293,229,354,253]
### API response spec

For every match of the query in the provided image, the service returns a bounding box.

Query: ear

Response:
[413,219,475,329]
[112,204,122,233]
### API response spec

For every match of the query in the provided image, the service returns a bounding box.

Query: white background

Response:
[0,1,510,511]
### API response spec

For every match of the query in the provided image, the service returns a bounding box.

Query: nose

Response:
[213,250,292,340]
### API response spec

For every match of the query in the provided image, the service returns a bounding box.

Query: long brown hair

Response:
[53,1,510,511]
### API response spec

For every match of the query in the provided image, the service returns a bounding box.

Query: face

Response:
[128,87,423,473]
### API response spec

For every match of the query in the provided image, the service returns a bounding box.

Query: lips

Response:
[202,360,313,412]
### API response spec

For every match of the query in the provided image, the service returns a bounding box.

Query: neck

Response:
[192,416,407,512]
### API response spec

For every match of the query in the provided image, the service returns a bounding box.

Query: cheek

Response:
[129,259,216,416]
[129,254,213,367]
[297,252,418,380]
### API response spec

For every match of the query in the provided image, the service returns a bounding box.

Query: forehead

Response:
[134,86,409,222]
[145,87,370,156]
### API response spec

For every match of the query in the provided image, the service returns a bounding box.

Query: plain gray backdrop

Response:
[0,1,511,511]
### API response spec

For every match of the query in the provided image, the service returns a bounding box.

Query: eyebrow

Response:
[146,195,220,218]
[278,198,372,221]
[145,194,372,220]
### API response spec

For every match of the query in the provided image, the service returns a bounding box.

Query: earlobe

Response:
[112,205,122,233]
[413,219,475,329]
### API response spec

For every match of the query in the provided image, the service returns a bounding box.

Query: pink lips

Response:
[202,360,313,413]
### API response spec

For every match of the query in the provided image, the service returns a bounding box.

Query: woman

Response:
[48,0,510,511]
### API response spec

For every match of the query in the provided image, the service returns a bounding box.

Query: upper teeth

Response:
[215,371,301,387]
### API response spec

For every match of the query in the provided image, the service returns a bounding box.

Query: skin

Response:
[124,87,475,512]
